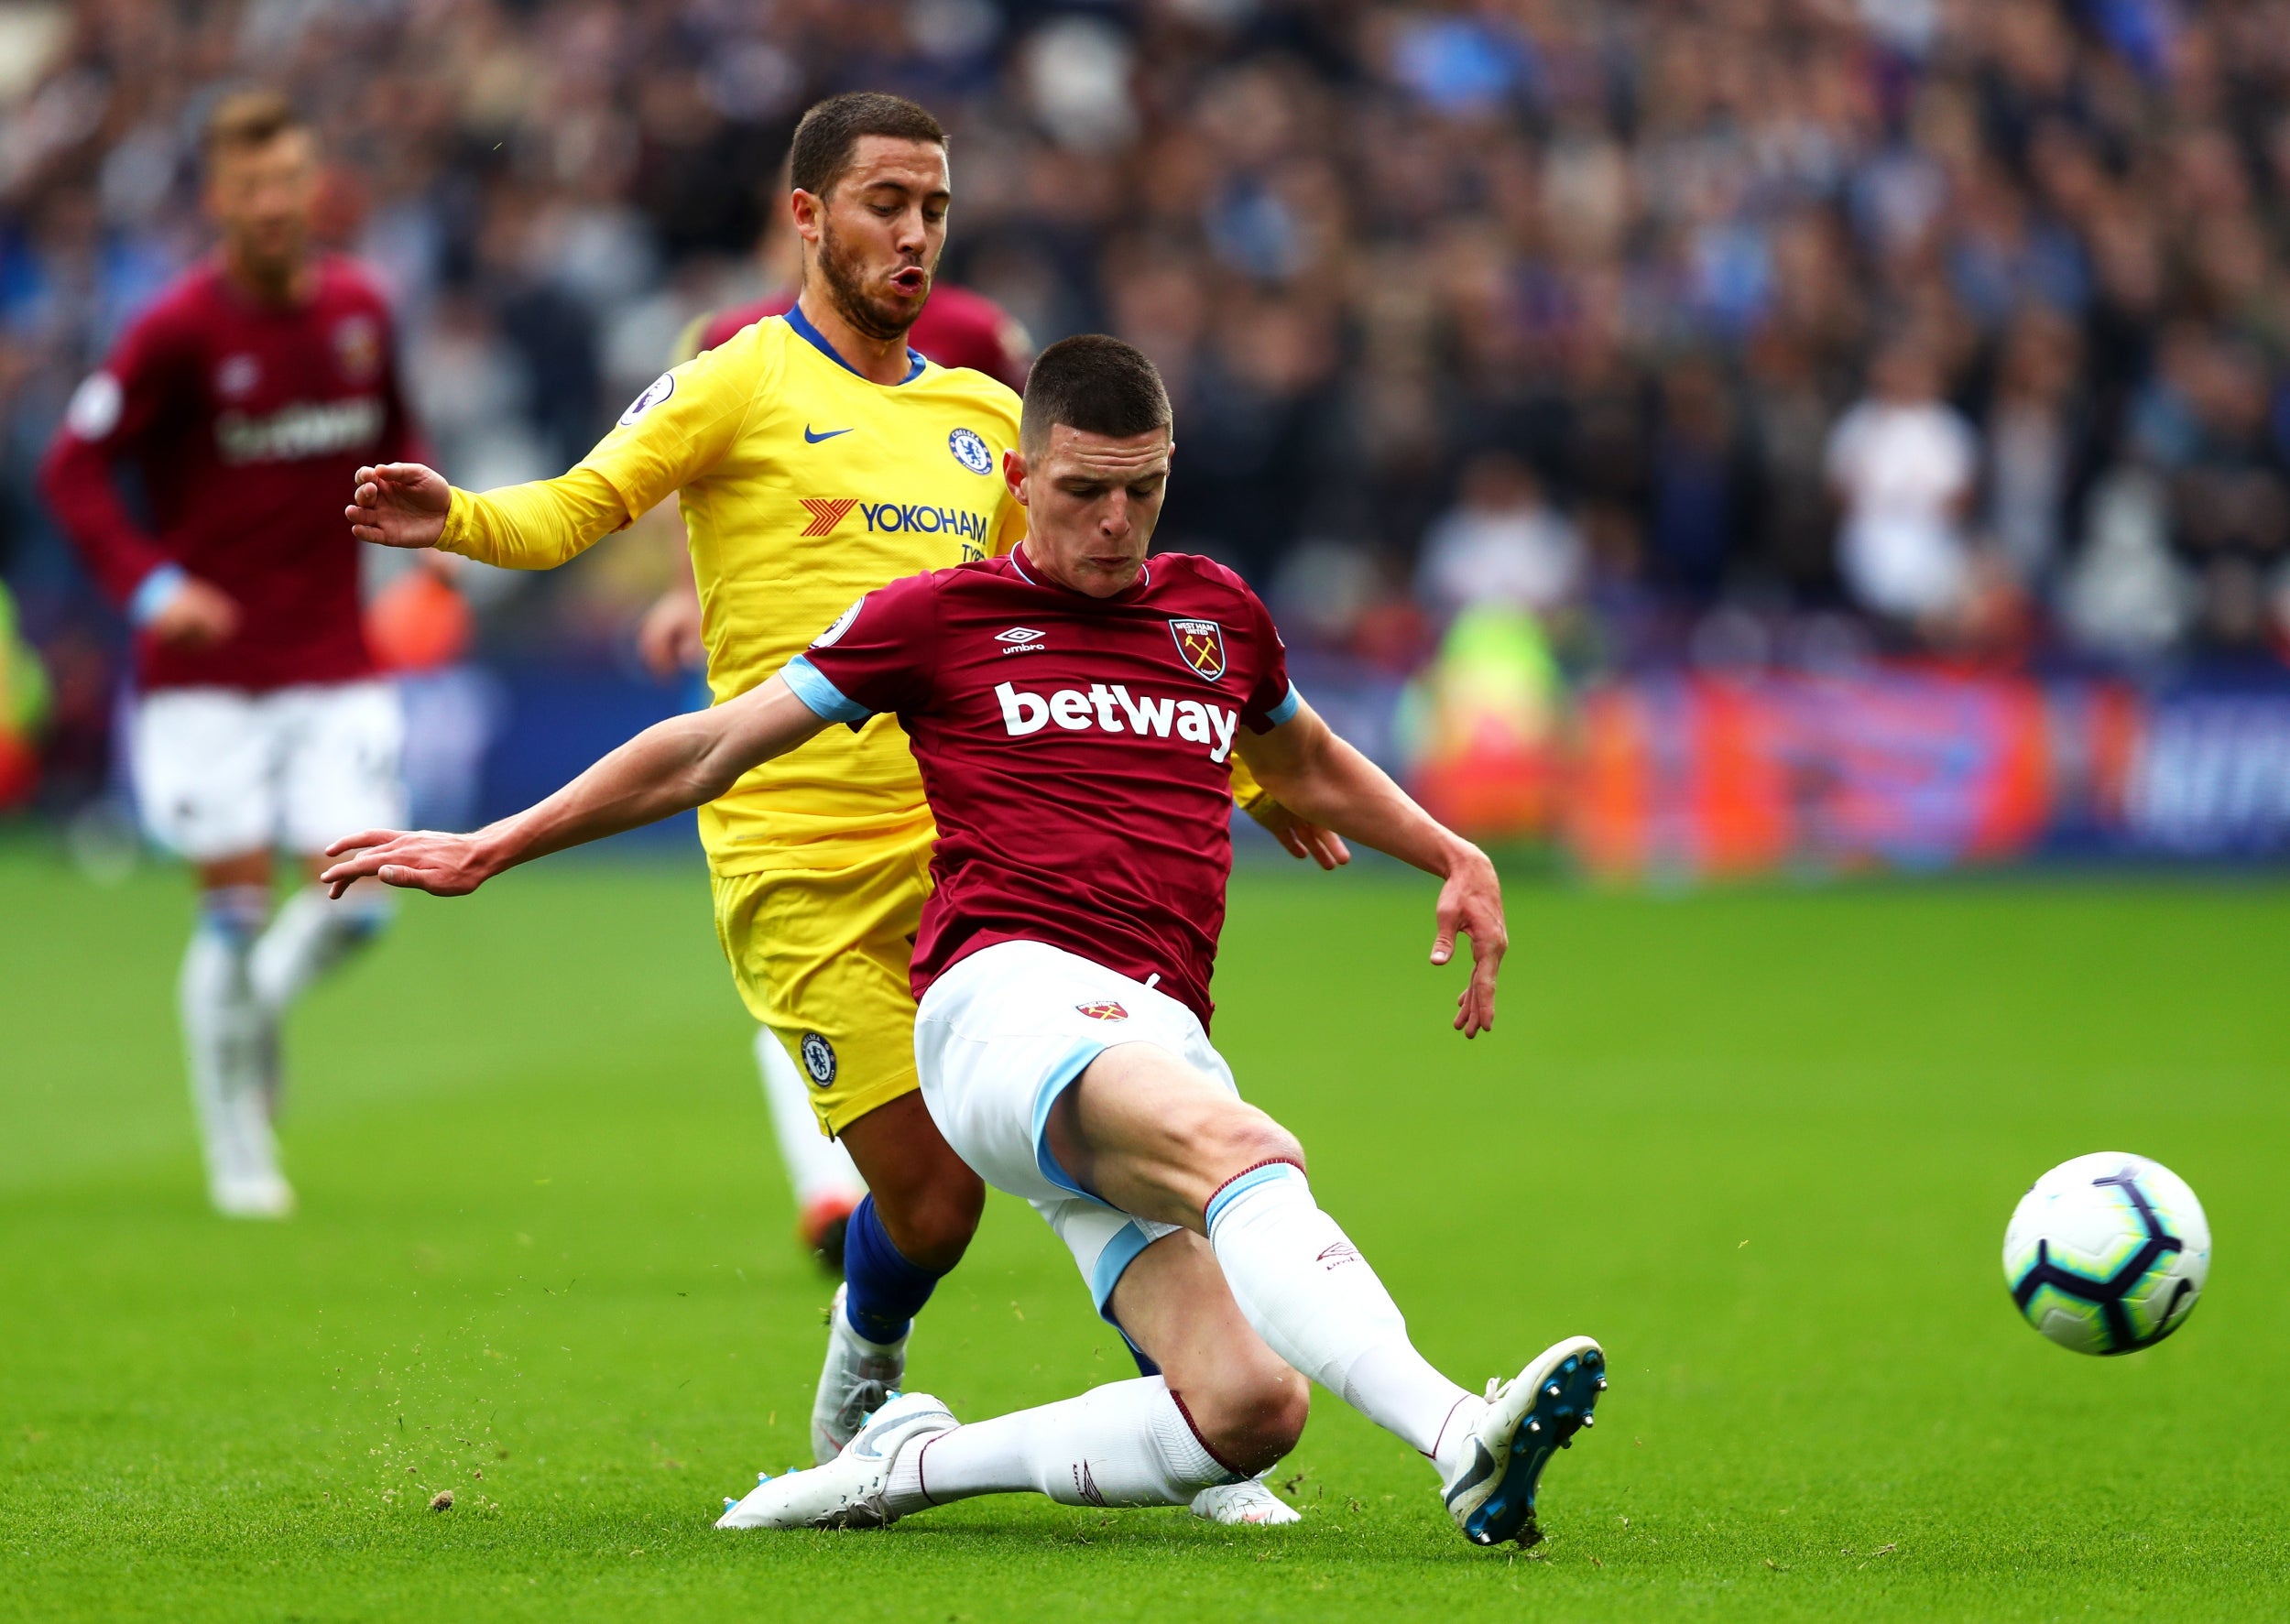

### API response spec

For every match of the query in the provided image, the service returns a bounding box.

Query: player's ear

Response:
[1002,447,1029,507]
[789,188,823,245]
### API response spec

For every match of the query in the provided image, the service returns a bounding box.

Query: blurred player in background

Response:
[38,91,422,1218]
[343,93,1334,1524]
[634,162,1034,1271]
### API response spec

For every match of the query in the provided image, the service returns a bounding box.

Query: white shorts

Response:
[914,939,1238,1320]
[130,681,406,863]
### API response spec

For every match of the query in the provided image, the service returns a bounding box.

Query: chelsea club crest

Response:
[800,1032,837,1087]
[948,427,993,474]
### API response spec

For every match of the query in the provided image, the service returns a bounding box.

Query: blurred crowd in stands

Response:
[5,0,2290,817]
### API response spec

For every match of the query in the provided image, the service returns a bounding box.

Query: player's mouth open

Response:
[889,267,927,295]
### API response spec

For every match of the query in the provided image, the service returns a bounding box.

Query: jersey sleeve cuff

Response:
[1262,684,1301,728]
[433,488,476,559]
[127,563,189,627]
[783,655,875,729]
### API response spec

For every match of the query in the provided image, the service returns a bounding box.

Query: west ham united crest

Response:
[1168,618,1227,683]
[1075,1001,1129,1021]
[331,316,381,384]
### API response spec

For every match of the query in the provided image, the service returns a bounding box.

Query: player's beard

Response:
[230,221,310,303]
[815,220,928,343]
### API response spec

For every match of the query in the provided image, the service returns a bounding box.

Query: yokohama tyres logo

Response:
[801,497,857,537]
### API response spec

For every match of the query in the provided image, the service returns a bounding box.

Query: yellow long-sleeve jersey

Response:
[438,311,1027,875]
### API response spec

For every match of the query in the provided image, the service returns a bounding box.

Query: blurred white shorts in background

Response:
[130,681,405,863]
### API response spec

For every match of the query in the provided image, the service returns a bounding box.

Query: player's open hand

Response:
[1429,843,1506,1038]
[321,828,495,899]
[346,463,452,550]
[1245,796,1352,870]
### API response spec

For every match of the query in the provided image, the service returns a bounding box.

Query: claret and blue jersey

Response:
[786,549,1301,1028]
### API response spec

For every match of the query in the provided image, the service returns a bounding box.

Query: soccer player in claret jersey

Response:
[322,334,1608,1548]
[39,91,421,1218]
[343,94,1323,1525]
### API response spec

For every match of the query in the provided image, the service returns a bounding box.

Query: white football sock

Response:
[756,1027,866,1209]
[249,885,393,1015]
[1205,1164,1473,1472]
[180,886,276,1186]
[883,1377,1230,1513]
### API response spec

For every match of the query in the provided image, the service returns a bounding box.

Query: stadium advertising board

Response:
[1557,672,2290,877]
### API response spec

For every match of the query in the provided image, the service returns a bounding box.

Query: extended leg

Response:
[1048,1042,1605,1545]
[722,1228,1306,1528]
[889,1229,1304,1507]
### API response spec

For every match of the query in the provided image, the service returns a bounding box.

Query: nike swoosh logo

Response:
[805,425,854,442]
[1444,1444,1495,1507]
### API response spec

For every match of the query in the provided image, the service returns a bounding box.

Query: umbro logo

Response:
[995,627,1045,654]
[1074,1461,1107,1508]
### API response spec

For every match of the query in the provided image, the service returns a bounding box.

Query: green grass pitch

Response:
[4,845,2287,1620]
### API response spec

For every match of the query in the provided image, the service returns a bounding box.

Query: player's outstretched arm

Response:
[319,674,831,898]
[1235,702,1505,1037]
[347,462,636,571]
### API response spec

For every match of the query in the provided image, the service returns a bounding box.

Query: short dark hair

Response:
[1020,335,1173,452]
[203,89,304,162]
[789,93,947,198]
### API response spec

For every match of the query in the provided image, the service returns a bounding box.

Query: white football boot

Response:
[717,1390,956,1530]
[1442,1335,1605,1548]
[208,1085,294,1219]
[810,1283,907,1464]
[211,1167,296,1220]
[1190,1473,1301,1525]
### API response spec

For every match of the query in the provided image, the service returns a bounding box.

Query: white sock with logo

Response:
[1205,1164,1476,1475]
[249,885,393,1015]
[180,886,277,1186]
[756,1028,866,1209]
[884,1377,1229,1513]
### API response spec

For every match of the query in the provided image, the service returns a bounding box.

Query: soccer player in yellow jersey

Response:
[344,94,1336,1516]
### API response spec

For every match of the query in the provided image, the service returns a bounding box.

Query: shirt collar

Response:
[783,301,926,385]
[1009,543,1152,599]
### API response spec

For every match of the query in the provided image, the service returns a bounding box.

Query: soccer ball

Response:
[2002,1152,2209,1356]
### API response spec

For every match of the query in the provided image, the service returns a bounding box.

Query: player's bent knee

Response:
[1184,1363,1309,1476]
[1186,1104,1304,1190]
[872,1163,984,1271]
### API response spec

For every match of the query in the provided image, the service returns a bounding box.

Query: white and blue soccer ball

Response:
[2002,1152,2209,1356]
